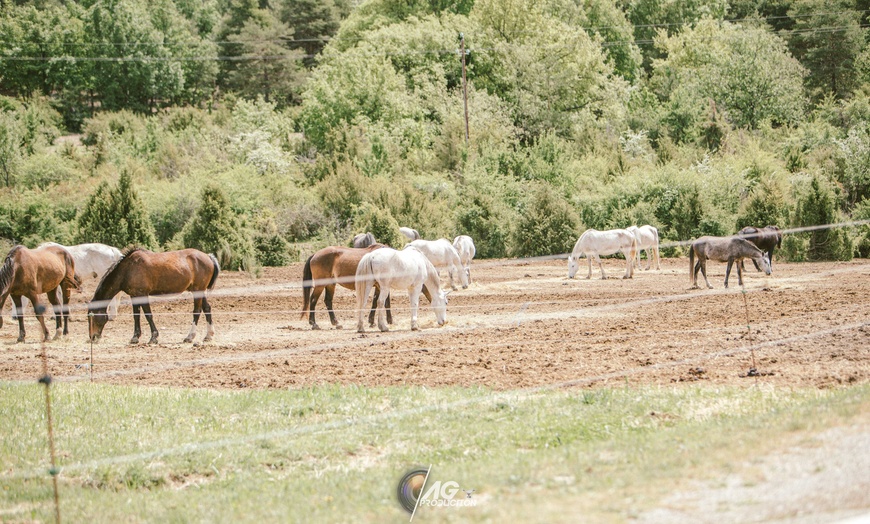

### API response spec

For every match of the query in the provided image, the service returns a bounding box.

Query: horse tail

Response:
[206,254,221,292]
[0,246,23,328]
[355,253,375,319]
[301,255,314,320]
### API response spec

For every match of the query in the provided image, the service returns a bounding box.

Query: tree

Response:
[275,0,342,66]
[511,185,580,257]
[651,19,806,132]
[76,169,157,247]
[181,185,255,270]
[787,0,865,100]
[225,12,305,105]
[794,177,852,261]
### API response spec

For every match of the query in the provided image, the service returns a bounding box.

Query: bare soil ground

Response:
[0,257,868,390]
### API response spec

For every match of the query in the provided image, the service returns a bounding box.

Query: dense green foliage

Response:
[1,0,869,264]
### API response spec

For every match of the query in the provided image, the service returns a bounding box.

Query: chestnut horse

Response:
[301,244,432,330]
[88,247,220,344]
[0,245,82,342]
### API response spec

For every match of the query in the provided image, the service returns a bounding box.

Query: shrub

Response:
[511,185,580,258]
[255,232,292,266]
[455,195,510,259]
[350,202,401,248]
[849,198,870,258]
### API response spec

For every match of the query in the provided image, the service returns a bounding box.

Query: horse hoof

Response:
[203,335,212,343]
[17,337,24,344]
[148,337,159,345]
[411,326,419,331]
[129,338,139,345]
[378,326,390,332]
[707,285,714,289]
[311,324,321,331]
[183,336,194,343]
[334,324,342,330]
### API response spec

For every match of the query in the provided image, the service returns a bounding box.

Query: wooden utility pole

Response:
[459,33,469,144]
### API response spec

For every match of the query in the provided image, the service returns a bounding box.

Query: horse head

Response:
[567,255,579,279]
[758,254,772,275]
[433,290,450,326]
[87,301,110,342]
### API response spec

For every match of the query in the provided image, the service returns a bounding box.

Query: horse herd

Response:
[0,224,781,344]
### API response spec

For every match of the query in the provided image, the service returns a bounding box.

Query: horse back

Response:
[310,245,385,290]
[119,249,213,295]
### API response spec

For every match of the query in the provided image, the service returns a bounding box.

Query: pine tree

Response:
[181,185,254,269]
[76,170,157,248]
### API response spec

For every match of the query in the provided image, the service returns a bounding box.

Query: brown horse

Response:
[738,225,782,272]
[88,247,220,344]
[301,244,432,329]
[0,245,82,342]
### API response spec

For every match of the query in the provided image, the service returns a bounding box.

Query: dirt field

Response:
[0,256,868,390]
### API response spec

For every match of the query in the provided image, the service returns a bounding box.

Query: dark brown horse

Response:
[0,245,82,342]
[301,244,432,329]
[88,247,220,344]
[738,225,782,272]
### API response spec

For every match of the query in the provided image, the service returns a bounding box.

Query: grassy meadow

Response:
[1,381,868,522]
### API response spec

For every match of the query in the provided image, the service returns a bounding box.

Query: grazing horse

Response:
[39,242,123,319]
[399,227,421,242]
[452,235,476,284]
[690,236,771,289]
[408,239,469,290]
[0,245,82,342]
[626,225,661,270]
[738,225,782,272]
[568,229,637,280]
[353,232,376,248]
[356,246,449,332]
[88,247,220,344]
[302,245,432,329]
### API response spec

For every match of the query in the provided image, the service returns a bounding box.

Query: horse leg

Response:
[692,259,701,289]
[623,250,632,279]
[141,299,159,344]
[131,303,142,344]
[595,255,606,280]
[61,287,72,335]
[736,259,744,286]
[324,284,341,329]
[377,289,390,332]
[308,286,325,330]
[725,259,733,288]
[369,287,379,327]
[27,294,51,342]
[700,259,712,289]
[11,296,26,343]
[386,294,393,324]
[586,255,593,279]
[409,287,420,331]
[184,296,203,343]
[645,249,652,271]
[202,296,214,342]
[46,288,63,340]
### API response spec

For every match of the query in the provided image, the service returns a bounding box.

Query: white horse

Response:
[452,235,476,284]
[399,227,421,242]
[408,239,469,290]
[37,242,123,319]
[568,229,637,280]
[355,246,449,332]
[626,225,661,270]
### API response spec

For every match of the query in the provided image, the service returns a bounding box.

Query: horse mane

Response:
[0,245,24,295]
[95,245,146,292]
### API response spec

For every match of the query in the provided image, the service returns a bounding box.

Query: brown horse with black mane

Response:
[0,245,82,342]
[301,244,432,330]
[88,247,220,345]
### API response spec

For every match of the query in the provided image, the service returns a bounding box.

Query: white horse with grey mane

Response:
[568,229,637,280]
[355,246,449,332]
[626,225,661,270]
[452,235,476,284]
[38,242,123,319]
[408,239,469,290]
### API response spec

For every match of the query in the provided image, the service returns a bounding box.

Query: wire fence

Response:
[0,218,868,519]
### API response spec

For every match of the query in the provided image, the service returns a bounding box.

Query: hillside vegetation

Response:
[2,0,870,268]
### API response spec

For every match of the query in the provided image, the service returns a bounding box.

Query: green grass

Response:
[1,382,868,523]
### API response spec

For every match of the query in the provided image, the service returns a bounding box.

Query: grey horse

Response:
[352,232,376,248]
[690,236,771,289]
